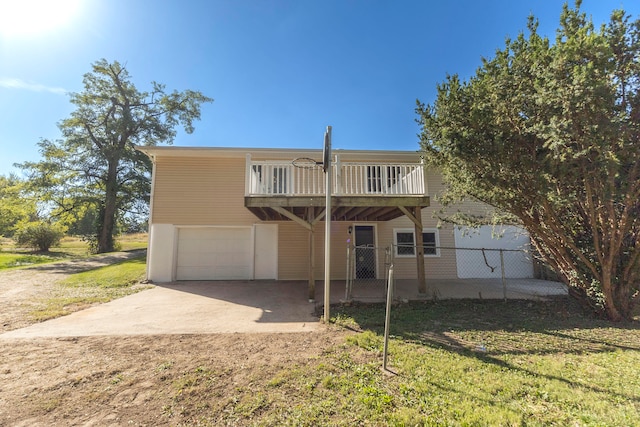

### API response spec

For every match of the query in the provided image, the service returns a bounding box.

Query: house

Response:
[136,145,534,300]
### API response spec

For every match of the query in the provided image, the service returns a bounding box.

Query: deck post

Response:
[245,153,252,196]
[335,154,341,196]
[308,207,316,302]
[420,157,427,195]
[414,206,427,294]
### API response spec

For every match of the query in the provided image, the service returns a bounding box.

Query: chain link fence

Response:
[435,246,566,300]
[345,244,392,301]
[344,244,566,302]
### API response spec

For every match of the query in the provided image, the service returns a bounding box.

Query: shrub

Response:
[82,234,122,254]
[14,221,65,252]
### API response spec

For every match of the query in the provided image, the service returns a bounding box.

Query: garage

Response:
[176,227,253,280]
[454,225,533,279]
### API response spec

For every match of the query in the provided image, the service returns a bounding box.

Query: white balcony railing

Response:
[246,156,425,197]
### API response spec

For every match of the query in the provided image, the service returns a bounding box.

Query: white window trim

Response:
[393,228,440,258]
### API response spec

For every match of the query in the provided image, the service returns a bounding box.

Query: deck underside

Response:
[245,195,431,222]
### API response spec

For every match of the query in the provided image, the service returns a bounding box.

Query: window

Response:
[393,228,439,257]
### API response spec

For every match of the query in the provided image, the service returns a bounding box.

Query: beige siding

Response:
[277,221,350,280]
[152,157,256,225]
[425,168,495,219]
[148,153,499,281]
[277,222,309,280]
[379,170,461,279]
[381,216,458,280]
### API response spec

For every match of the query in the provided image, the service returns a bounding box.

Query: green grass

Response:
[162,299,640,426]
[60,256,147,288]
[0,233,148,270]
[0,252,73,270]
[30,256,150,321]
[321,300,640,426]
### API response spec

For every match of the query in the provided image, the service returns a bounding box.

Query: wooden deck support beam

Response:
[246,195,431,297]
[399,205,427,294]
[307,207,316,301]
[272,207,312,230]
[412,206,427,294]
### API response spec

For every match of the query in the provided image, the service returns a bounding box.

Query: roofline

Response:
[135,145,422,160]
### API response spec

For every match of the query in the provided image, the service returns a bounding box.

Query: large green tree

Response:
[416,2,639,321]
[19,59,212,253]
[0,174,37,237]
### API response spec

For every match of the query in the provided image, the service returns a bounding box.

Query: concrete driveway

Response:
[0,276,566,339]
[1,281,321,338]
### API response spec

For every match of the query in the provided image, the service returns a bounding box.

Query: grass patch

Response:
[159,299,640,425]
[0,252,68,270]
[322,300,640,426]
[60,256,147,288]
[116,233,148,251]
[0,233,148,270]
[31,256,151,321]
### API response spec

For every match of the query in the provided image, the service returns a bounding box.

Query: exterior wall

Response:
[147,223,176,282]
[144,148,515,282]
[152,156,256,225]
[379,169,456,279]
[277,221,350,280]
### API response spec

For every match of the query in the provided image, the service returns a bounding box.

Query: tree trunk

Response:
[97,159,119,253]
[601,268,624,322]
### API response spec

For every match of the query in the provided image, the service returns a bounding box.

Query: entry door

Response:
[354,225,376,279]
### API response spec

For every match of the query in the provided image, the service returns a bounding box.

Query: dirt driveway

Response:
[0,251,145,333]
[0,252,339,425]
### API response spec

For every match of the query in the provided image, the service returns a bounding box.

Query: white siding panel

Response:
[148,223,176,282]
[254,224,278,279]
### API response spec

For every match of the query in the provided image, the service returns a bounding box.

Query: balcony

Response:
[246,160,425,196]
[244,155,430,223]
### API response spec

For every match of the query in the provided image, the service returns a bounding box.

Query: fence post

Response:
[500,249,507,301]
[345,245,351,301]
[383,264,394,371]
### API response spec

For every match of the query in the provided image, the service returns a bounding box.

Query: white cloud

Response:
[0,77,66,94]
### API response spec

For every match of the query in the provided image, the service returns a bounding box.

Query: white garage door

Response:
[176,227,252,280]
[454,225,533,279]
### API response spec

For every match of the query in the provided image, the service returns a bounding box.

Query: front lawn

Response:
[310,300,640,426]
[30,256,150,321]
[0,252,73,270]
[0,233,148,270]
[201,299,639,426]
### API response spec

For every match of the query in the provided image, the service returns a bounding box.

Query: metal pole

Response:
[500,249,507,301]
[345,245,350,301]
[324,126,332,322]
[383,264,394,371]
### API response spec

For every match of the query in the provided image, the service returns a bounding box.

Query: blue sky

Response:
[1,0,638,175]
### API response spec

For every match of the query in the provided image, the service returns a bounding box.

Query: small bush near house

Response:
[14,221,66,252]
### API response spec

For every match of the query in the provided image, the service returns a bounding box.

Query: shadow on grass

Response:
[17,250,146,275]
[332,298,640,352]
[333,298,640,403]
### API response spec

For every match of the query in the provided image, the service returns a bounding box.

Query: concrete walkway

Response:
[348,278,568,302]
